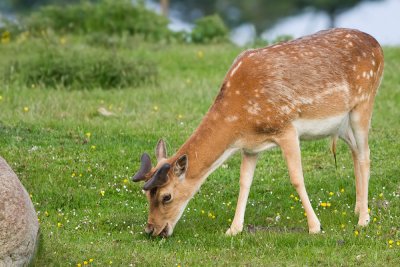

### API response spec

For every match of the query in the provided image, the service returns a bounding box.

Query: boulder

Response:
[0,157,39,267]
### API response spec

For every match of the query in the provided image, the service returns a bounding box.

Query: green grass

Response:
[0,37,399,266]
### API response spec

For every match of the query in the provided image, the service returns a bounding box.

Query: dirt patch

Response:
[246,224,305,234]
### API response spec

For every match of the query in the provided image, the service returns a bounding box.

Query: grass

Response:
[0,36,399,266]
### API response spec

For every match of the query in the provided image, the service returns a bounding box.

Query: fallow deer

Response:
[132,28,384,237]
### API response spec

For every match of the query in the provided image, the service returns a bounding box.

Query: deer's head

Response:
[132,139,191,237]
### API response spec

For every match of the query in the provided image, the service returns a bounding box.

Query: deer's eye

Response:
[162,194,172,204]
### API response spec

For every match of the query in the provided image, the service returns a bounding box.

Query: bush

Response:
[4,44,157,89]
[191,15,229,44]
[26,0,171,41]
[272,34,293,44]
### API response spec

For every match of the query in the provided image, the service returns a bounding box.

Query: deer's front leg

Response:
[226,152,258,236]
[277,127,321,234]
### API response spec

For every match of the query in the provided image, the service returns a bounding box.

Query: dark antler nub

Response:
[132,153,152,182]
[143,163,171,191]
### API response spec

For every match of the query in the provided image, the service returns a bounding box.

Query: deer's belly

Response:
[292,113,349,140]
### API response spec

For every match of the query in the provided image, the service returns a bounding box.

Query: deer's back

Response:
[218,28,383,134]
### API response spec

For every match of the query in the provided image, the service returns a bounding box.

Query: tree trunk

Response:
[327,10,336,28]
[161,0,169,17]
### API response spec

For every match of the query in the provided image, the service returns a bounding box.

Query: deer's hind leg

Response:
[338,120,362,215]
[346,100,375,226]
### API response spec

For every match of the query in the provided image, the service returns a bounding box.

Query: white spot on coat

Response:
[225,115,238,122]
[281,105,291,114]
[244,101,261,115]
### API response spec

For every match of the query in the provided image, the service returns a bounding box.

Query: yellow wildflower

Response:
[57,222,62,228]
[197,50,204,59]
[77,264,82,267]
[0,95,3,101]
[388,240,394,245]
[379,193,383,198]
[85,132,91,138]
[153,105,159,111]
[109,260,113,265]
[396,241,400,246]
[320,202,327,207]
[83,261,88,265]
[123,178,129,184]
[71,172,76,177]
[23,107,29,112]
[100,190,105,197]
[59,37,67,45]
[341,224,345,229]
[354,230,359,236]
[1,31,10,44]
[290,194,294,198]
[91,145,96,150]
[45,211,49,217]
[340,188,345,193]
[329,192,334,196]
[89,259,94,263]
[326,202,331,207]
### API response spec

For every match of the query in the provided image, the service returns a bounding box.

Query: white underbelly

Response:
[292,113,349,140]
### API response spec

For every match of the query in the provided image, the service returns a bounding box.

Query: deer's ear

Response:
[155,139,167,161]
[174,154,188,178]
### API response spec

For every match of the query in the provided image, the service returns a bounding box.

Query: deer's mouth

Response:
[146,223,171,237]
[158,223,171,237]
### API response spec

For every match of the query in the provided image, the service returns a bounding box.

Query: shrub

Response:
[272,34,293,44]
[191,15,229,44]
[4,44,157,89]
[26,0,171,41]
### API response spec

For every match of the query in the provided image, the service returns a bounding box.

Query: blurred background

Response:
[1,0,399,46]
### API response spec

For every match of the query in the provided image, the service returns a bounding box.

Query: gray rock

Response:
[0,157,39,267]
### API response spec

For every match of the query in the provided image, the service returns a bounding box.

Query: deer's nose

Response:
[145,223,154,234]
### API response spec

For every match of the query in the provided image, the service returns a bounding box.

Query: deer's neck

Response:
[175,109,238,184]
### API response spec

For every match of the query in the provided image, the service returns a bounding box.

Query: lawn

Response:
[0,37,399,266]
